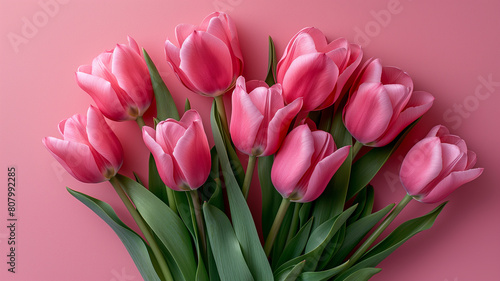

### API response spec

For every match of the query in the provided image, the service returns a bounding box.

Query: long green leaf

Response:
[338,202,447,279]
[276,218,314,268]
[347,119,419,200]
[275,205,357,274]
[278,260,306,281]
[116,175,196,281]
[148,154,169,205]
[327,203,394,267]
[338,268,382,281]
[298,261,349,281]
[211,103,274,280]
[143,49,179,121]
[265,36,277,86]
[67,188,160,281]
[259,155,282,240]
[203,203,254,281]
[312,108,352,229]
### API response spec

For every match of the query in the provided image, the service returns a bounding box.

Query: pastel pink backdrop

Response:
[1,0,499,280]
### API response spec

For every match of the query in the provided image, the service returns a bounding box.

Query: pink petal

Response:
[42,137,105,183]
[91,52,113,78]
[400,137,442,196]
[299,145,350,203]
[466,150,478,169]
[440,134,467,153]
[375,91,434,146]
[179,109,202,127]
[127,36,140,54]
[142,127,180,191]
[156,120,187,155]
[343,83,392,144]
[230,82,264,155]
[329,44,363,104]
[261,97,302,156]
[420,168,484,203]
[75,72,130,121]
[175,24,197,46]
[325,47,348,71]
[271,125,314,197]
[282,53,339,112]
[165,40,198,93]
[381,66,413,91]
[173,120,211,189]
[246,80,269,92]
[60,114,88,144]
[359,58,383,84]
[427,125,449,138]
[320,37,349,54]
[86,106,123,170]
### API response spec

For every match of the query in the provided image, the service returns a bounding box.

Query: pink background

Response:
[1,0,499,280]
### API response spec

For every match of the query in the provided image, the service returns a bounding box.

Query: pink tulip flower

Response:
[271,124,351,203]
[165,12,243,97]
[400,125,483,203]
[230,76,302,157]
[343,58,434,147]
[76,37,153,122]
[276,27,362,112]
[142,110,211,191]
[42,106,124,183]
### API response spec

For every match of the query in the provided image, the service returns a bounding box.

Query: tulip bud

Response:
[277,27,362,112]
[230,76,302,157]
[142,110,211,191]
[76,36,153,121]
[343,58,434,147]
[165,12,243,97]
[271,125,350,203]
[43,106,124,183]
[400,125,483,203]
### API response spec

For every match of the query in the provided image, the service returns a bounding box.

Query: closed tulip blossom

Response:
[343,58,434,147]
[76,37,153,122]
[165,12,243,97]
[230,76,302,157]
[276,27,362,112]
[400,125,483,203]
[42,106,124,183]
[271,124,350,203]
[142,110,211,191]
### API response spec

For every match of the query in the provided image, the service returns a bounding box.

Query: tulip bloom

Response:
[343,58,434,147]
[43,106,124,183]
[400,125,483,203]
[271,125,350,203]
[165,12,243,97]
[276,27,362,112]
[142,110,211,191]
[230,76,302,157]
[76,36,153,121]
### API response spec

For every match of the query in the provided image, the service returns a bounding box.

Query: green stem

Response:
[166,187,178,214]
[109,177,173,281]
[242,155,257,199]
[264,197,291,257]
[286,203,301,244]
[347,194,413,267]
[214,95,229,138]
[351,141,363,159]
[189,190,207,257]
[136,116,146,129]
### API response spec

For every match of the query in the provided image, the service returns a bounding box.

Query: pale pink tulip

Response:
[43,106,124,183]
[165,12,243,97]
[142,110,211,191]
[343,58,434,147]
[76,37,153,122]
[271,125,350,203]
[230,76,302,156]
[276,27,362,112]
[400,125,483,203]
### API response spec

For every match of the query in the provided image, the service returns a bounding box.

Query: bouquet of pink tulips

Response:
[43,12,483,281]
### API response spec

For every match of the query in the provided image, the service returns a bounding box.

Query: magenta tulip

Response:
[343,58,434,147]
[43,106,124,183]
[142,110,211,191]
[271,125,351,203]
[76,37,153,122]
[400,125,483,203]
[165,12,243,97]
[276,27,362,112]
[230,76,302,157]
